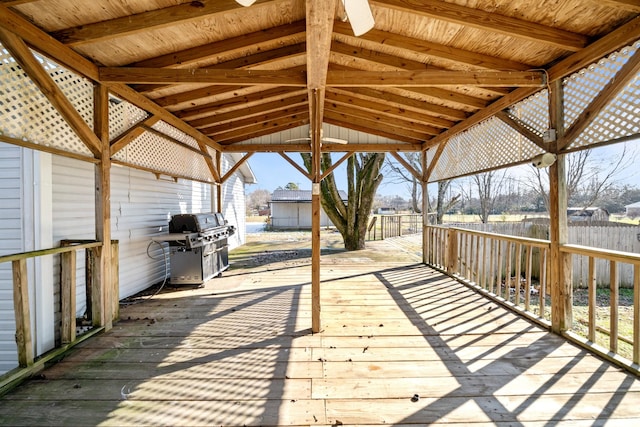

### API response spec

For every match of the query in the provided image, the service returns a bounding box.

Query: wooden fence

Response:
[426,225,640,376]
[450,221,640,287]
[0,240,118,392]
[367,214,422,240]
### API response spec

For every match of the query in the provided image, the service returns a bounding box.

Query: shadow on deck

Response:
[0,235,638,425]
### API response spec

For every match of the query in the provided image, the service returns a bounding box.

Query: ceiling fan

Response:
[285,130,349,144]
[235,0,374,37]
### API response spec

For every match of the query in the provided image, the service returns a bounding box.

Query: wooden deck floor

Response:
[1,240,640,426]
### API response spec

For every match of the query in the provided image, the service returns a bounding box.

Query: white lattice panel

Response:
[0,44,93,156]
[151,121,201,150]
[430,116,544,182]
[109,99,148,140]
[113,128,214,182]
[564,43,639,132]
[567,43,640,150]
[508,89,549,135]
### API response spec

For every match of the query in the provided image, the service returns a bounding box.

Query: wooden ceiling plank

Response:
[209,105,309,136]
[99,67,307,86]
[332,21,532,71]
[561,47,640,149]
[154,85,248,108]
[176,87,305,121]
[0,27,101,157]
[343,87,468,121]
[325,108,429,141]
[423,15,640,151]
[326,70,546,87]
[218,120,309,146]
[189,94,309,128]
[326,89,455,128]
[210,113,310,141]
[50,0,279,47]
[373,0,588,51]
[131,21,306,69]
[325,99,441,135]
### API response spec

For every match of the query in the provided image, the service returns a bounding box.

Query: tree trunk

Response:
[302,152,385,250]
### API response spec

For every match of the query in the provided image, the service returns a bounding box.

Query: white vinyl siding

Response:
[0,143,22,374]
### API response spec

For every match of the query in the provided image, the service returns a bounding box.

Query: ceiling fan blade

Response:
[343,0,375,36]
[322,137,348,144]
[235,0,256,6]
[285,137,311,142]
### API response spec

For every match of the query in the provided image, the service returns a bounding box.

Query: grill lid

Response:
[169,213,220,234]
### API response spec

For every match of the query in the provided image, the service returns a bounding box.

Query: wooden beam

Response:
[373,0,588,51]
[50,0,276,47]
[425,142,447,179]
[110,115,160,156]
[0,28,102,157]
[60,250,76,344]
[332,20,532,71]
[279,152,312,180]
[495,110,546,150]
[561,48,640,149]
[324,108,429,142]
[321,152,354,181]
[209,105,309,136]
[224,140,423,152]
[220,152,254,183]
[326,70,546,87]
[99,67,307,86]
[390,152,422,181]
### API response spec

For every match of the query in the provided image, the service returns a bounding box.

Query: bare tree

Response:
[472,169,508,223]
[246,189,271,214]
[525,146,633,212]
[301,152,385,250]
[384,153,422,212]
[434,179,460,224]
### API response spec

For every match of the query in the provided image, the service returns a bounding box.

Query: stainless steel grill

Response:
[154,212,235,285]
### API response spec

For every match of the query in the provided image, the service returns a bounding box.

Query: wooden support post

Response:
[61,250,77,344]
[111,240,119,321]
[421,162,428,264]
[310,89,322,334]
[548,79,572,333]
[12,259,33,367]
[87,246,103,328]
[216,152,223,211]
[633,263,640,365]
[94,84,113,330]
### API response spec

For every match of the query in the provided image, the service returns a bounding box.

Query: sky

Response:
[245,140,640,199]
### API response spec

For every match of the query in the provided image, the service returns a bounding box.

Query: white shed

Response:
[270,189,347,229]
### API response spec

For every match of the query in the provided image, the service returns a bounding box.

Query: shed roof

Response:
[272,189,347,202]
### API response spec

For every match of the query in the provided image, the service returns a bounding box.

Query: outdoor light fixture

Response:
[235,0,256,6]
[531,153,557,168]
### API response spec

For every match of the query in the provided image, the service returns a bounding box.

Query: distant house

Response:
[270,189,347,229]
[376,207,396,215]
[567,207,610,222]
[625,202,640,218]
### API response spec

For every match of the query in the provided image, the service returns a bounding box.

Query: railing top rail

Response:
[426,225,551,248]
[0,241,102,264]
[560,243,640,264]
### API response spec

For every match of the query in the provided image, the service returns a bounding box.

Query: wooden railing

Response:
[368,214,422,240]
[426,225,640,374]
[0,240,118,390]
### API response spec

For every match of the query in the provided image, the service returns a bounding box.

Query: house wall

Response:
[0,148,249,375]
